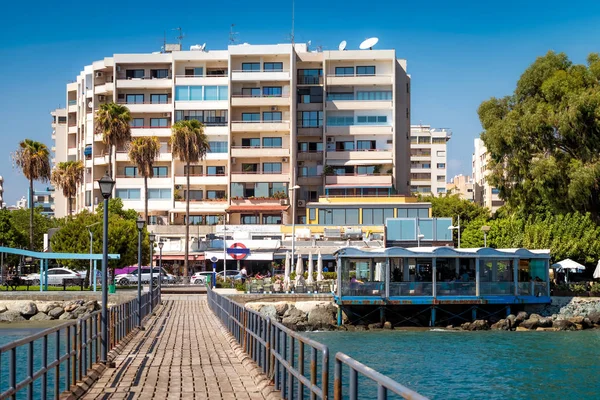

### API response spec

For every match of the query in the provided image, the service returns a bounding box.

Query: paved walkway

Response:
[83,296,269,399]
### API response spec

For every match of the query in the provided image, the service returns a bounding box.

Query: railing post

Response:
[349,368,358,400]
[42,335,48,399]
[27,341,34,400]
[334,358,342,400]
[9,347,16,400]
[298,341,305,400]
[54,330,60,399]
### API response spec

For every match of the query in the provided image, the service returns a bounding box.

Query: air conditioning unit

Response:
[98,95,106,102]
[282,157,288,162]
[298,161,304,166]
[326,137,335,143]
[297,200,306,207]
[271,106,279,111]
[175,185,182,190]
[231,157,236,164]
[162,113,170,117]
[95,71,103,78]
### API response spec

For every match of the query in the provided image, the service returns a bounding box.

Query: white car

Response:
[191,272,214,285]
[25,268,82,286]
[115,268,175,285]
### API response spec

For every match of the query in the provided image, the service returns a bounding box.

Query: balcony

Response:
[297,175,323,186]
[115,151,129,162]
[231,70,290,82]
[117,101,172,113]
[67,147,77,156]
[297,151,323,162]
[326,125,393,135]
[325,174,393,186]
[174,174,227,186]
[131,127,172,137]
[95,82,114,94]
[175,74,228,86]
[173,200,228,213]
[231,121,290,132]
[231,147,290,158]
[230,172,290,183]
[297,76,323,85]
[68,103,77,113]
[231,94,290,107]
[68,125,77,134]
[297,126,323,137]
[116,77,172,89]
[326,99,392,111]
[205,152,228,161]
[326,149,393,162]
[326,73,392,86]
[410,153,432,161]
[94,154,109,165]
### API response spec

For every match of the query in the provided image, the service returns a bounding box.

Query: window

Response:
[356,115,387,125]
[150,94,168,104]
[437,151,446,157]
[176,110,228,125]
[242,113,260,122]
[263,62,283,71]
[335,141,355,151]
[242,63,260,71]
[418,136,430,144]
[58,116,67,123]
[204,86,218,100]
[362,208,394,225]
[263,137,282,148]
[298,166,319,176]
[206,166,225,176]
[241,138,260,147]
[492,188,500,195]
[208,141,227,153]
[184,67,203,77]
[147,188,171,200]
[206,215,220,225]
[356,91,392,100]
[242,163,258,173]
[437,175,445,182]
[207,190,226,200]
[327,93,354,101]
[262,214,282,224]
[125,69,144,79]
[184,165,203,175]
[297,69,323,84]
[126,94,144,104]
[327,116,354,126]
[356,166,376,175]
[263,87,282,97]
[207,68,227,76]
[297,111,323,127]
[124,167,138,177]
[263,163,282,174]
[262,111,282,122]
[153,166,168,177]
[130,118,144,127]
[174,86,227,101]
[335,67,354,76]
[185,216,203,225]
[357,140,376,150]
[85,191,91,207]
[115,188,140,200]
[151,69,169,78]
[241,214,259,224]
[356,66,376,76]
[298,142,322,152]
[241,88,261,97]
[437,188,446,193]
[436,163,446,169]
[184,190,203,201]
[150,118,169,127]
[432,137,446,144]
[297,87,323,103]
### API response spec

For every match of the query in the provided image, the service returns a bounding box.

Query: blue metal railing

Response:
[0,289,161,399]
[207,288,427,400]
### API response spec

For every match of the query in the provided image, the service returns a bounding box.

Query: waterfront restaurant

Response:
[335,247,551,305]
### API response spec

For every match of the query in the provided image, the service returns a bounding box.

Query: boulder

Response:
[383,321,393,330]
[245,302,263,312]
[307,304,337,329]
[35,301,62,314]
[568,316,584,325]
[48,307,65,319]
[72,306,89,318]
[553,319,576,331]
[0,310,26,322]
[83,300,99,312]
[0,304,6,313]
[490,319,511,331]
[515,311,528,324]
[460,322,471,330]
[30,312,53,321]
[282,307,307,329]
[587,311,600,325]
[520,318,539,330]
[515,326,529,332]
[536,327,557,332]
[258,304,277,319]
[294,301,330,314]
[582,318,594,330]
[506,314,516,324]
[528,313,542,321]
[354,324,368,331]
[468,320,490,331]
[537,317,553,328]
[63,300,83,312]
[273,302,289,316]
[367,323,383,330]
[59,312,76,320]
[5,301,37,316]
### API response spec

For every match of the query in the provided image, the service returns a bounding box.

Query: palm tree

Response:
[128,136,160,224]
[12,139,51,250]
[51,160,84,216]
[170,120,209,281]
[94,102,132,179]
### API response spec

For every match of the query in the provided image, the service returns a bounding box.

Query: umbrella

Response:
[552,259,585,284]
[295,254,305,285]
[317,251,324,282]
[593,260,600,280]
[307,252,314,285]
[283,251,291,291]
[374,261,383,281]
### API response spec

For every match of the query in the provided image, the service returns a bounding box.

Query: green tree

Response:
[128,136,160,224]
[94,103,132,179]
[9,207,57,252]
[0,209,28,267]
[51,160,84,216]
[12,139,51,249]
[478,51,600,221]
[170,120,209,281]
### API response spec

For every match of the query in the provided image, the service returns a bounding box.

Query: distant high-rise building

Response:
[28,187,55,217]
[16,196,27,210]
[409,125,451,196]
[446,174,474,202]
[472,138,504,213]
[51,108,68,218]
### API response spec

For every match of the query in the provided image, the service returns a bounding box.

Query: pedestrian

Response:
[240,266,248,284]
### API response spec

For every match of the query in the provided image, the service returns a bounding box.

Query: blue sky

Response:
[1,0,600,204]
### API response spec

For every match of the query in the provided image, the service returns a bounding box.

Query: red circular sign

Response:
[228,242,249,260]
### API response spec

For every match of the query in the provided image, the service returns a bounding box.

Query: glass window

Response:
[151,69,169,78]
[126,94,144,104]
[297,69,323,84]
[184,165,203,175]
[327,93,354,101]
[208,141,227,153]
[185,215,203,225]
[175,86,189,101]
[147,188,171,200]
[356,166,375,175]
[335,67,354,76]
[263,214,282,224]
[298,111,323,127]
[241,138,261,148]
[207,190,226,200]
[85,190,91,207]
[204,86,218,100]
[263,137,282,148]
[357,91,392,100]
[255,182,269,197]
[492,188,500,194]
[346,209,359,225]
[263,112,282,122]
[242,88,261,97]
[124,167,137,177]
[115,188,140,200]
[437,163,446,169]
[125,69,144,79]
[150,118,169,127]
[327,116,354,126]
[153,166,168,177]
[206,166,225,175]
[263,163,282,174]
[190,86,203,100]
[335,141,355,151]
[396,208,408,218]
[418,136,431,144]
[218,86,228,100]
[356,66,376,76]
[263,87,282,97]
[150,94,168,104]
[332,209,345,225]
[185,67,204,77]
[357,140,375,150]
[242,63,260,71]
[185,190,203,201]
[206,215,220,225]
[271,182,287,196]
[241,214,259,224]
[230,183,244,198]
[131,118,144,127]
[437,187,446,193]
[263,62,283,71]
[242,163,258,173]
[242,113,260,122]
[309,208,316,220]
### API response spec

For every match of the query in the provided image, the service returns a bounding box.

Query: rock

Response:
[344,324,356,331]
[4,301,37,316]
[568,316,584,325]
[515,311,528,324]
[520,318,539,330]
[582,318,594,329]
[468,320,490,331]
[30,312,53,321]
[282,307,307,329]
[294,301,330,314]
[0,305,6,313]
[35,301,62,314]
[491,319,511,331]
[245,302,262,312]
[259,305,277,319]
[528,313,542,321]
[0,310,26,322]
[83,300,98,312]
[515,326,529,332]
[506,314,516,324]
[48,307,65,319]
[368,323,383,330]
[72,306,89,318]
[536,327,557,332]
[553,319,576,331]
[446,325,454,329]
[273,302,289,316]
[587,311,600,325]
[59,312,76,320]
[354,325,368,331]
[460,322,471,330]
[384,321,393,330]
[537,317,553,328]
[63,300,83,312]
[307,304,337,330]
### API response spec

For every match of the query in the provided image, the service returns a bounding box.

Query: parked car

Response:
[191,272,214,285]
[24,268,82,286]
[218,270,241,279]
[115,268,174,285]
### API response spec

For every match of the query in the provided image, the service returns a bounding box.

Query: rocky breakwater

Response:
[0,300,101,323]
[246,301,340,331]
[456,310,600,332]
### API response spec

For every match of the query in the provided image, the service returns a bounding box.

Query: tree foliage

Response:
[9,207,57,252]
[94,103,132,179]
[478,51,600,221]
[128,136,160,223]
[51,160,84,215]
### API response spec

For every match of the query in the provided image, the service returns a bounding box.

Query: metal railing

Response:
[0,289,161,399]
[207,288,427,400]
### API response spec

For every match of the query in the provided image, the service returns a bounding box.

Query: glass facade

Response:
[147,188,171,200]
[175,86,228,101]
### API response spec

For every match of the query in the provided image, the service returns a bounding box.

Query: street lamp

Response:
[290,185,300,258]
[158,240,164,302]
[481,225,491,247]
[97,172,115,365]
[136,217,144,328]
[148,233,156,313]
[86,221,101,291]
[416,216,425,247]
[448,215,461,248]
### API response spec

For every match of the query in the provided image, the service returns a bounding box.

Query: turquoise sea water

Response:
[305,329,600,400]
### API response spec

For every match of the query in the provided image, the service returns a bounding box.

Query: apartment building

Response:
[409,125,450,196]
[56,42,410,257]
[472,138,504,213]
[51,109,68,218]
[446,174,474,202]
[28,187,55,217]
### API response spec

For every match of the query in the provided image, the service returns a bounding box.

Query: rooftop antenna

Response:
[161,31,166,53]
[229,24,239,44]
[291,0,295,44]
[173,27,184,47]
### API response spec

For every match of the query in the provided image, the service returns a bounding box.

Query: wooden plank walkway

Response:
[82,296,274,399]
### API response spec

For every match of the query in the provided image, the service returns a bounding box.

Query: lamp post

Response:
[222,214,227,284]
[448,215,461,248]
[158,241,164,302]
[86,221,101,291]
[149,233,156,313]
[97,172,115,365]
[481,225,491,247]
[290,185,300,258]
[136,217,144,327]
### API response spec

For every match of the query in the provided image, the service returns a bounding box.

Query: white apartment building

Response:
[446,174,474,202]
[51,108,68,218]
[409,125,451,196]
[56,42,410,254]
[472,138,504,213]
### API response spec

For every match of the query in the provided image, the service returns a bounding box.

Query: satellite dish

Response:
[88,102,93,108]
[338,40,347,51]
[359,37,379,50]
[200,43,206,51]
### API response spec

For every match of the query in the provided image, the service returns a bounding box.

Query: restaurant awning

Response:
[153,254,205,261]
[205,251,274,261]
[226,205,289,212]
[325,183,393,188]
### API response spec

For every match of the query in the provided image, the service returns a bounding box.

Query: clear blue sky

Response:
[1,0,600,204]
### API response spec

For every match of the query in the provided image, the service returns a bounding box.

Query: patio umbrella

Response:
[552,259,585,283]
[283,251,291,290]
[307,252,314,284]
[374,261,383,281]
[317,251,324,282]
[295,254,305,285]
[593,260,600,279]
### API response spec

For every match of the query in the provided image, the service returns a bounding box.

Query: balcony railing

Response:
[68,100,77,105]
[232,120,288,124]
[231,93,288,98]
[130,125,172,129]
[117,101,172,105]
[175,73,228,78]
[330,73,392,78]
[117,76,172,80]
[297,76,323,85]
[232,69,289,73]
[231,145,283,150]
[174,173,226,177]
[231,171,286,175]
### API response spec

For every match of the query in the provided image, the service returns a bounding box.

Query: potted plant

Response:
[323,165,334,175]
